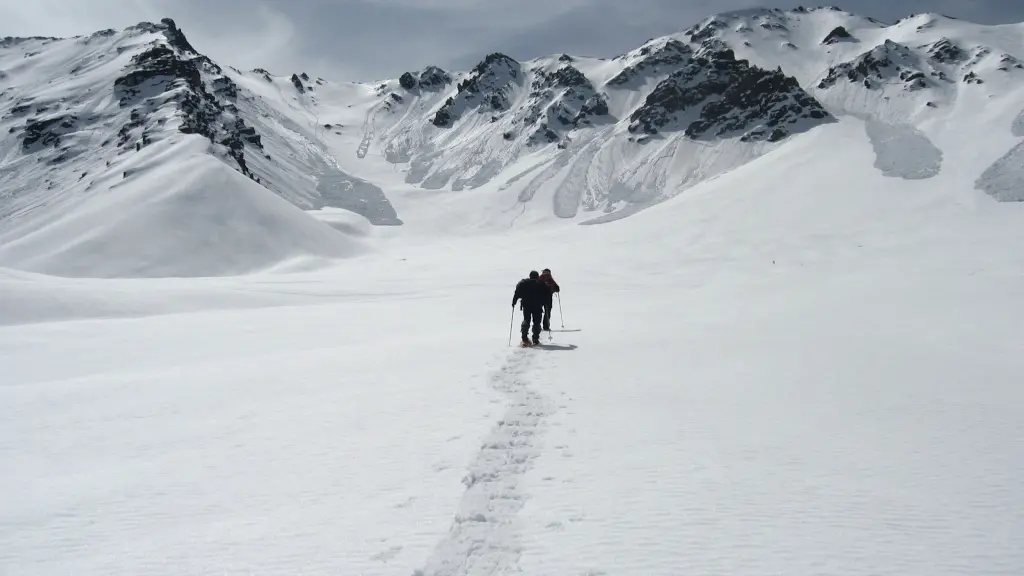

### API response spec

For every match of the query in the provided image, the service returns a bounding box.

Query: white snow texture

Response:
[2,7,1024,576]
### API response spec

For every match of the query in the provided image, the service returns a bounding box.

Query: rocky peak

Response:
[399,66,452,91]
[108,24,261,176]
[159,18,197,54]
[822,26,855,45]
[627,48,831,143]
[431,53,521,127]
[607,39,692,87]
[418,66,451,89]
[818,40,935,90]
[519,65,607,145]
[470,52,519,78]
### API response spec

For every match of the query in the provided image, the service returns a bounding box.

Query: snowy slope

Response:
[0,20,378,277]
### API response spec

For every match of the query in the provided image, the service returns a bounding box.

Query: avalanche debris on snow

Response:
[864,120,943,179]
[976,141,1024,201]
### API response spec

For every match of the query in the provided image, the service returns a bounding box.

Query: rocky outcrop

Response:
[928,38,966,64]
[822,26,854,45]
[998,54,1024,71]
[431,53,520,127]
[817,40,933,90]
[608,40,691,87]
[418,66,451,89]
[399,66,452,92]
[522,65,608,144]
[110,21,262,175]
[628,46,831,142]
[22,114,78,151]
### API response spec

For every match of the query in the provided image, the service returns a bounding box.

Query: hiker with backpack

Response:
[512,270,550,346]
[538,268,560,332]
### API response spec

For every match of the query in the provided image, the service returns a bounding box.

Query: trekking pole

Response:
[508,306,515,346]
[556,293,565,329]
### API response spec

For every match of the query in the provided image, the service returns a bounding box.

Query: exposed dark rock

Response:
[117,108,144,147]
[627,49,831,142]
[290,73,305,92]
[114,45,201,101]
[688,18,728,42]
[963,71,983,84]
[417,66,451,89]
[159,18,197,55]
[399,66,451,92]
[607,39,691,86]
[211,76,238,99]
[431,106,453,127]
[579,94,609,118]
[107,30,264,176]
[997,54,1024,71]
[431,54,519,127]
[928,38,966,63]
[6,102,32,117]
[251,68,273,81]
[761,21,788,31]
[22,114,78,151]
[818,40,929,90]
[823,26,853,45]
[558,54,574,62]
[0,35,60,48]
[390,92,403,103]
[533,65,593,92]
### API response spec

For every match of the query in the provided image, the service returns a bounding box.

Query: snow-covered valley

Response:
[2,6,1024,575]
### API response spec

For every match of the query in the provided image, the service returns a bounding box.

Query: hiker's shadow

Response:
[535,343,577,351]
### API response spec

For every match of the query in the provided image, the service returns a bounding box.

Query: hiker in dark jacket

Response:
[512,270,550,346]
[538,268,560,331]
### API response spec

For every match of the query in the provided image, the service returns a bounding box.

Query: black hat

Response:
[529,270,539,279]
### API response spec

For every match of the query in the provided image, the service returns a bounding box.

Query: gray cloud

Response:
[1,0,1022,82]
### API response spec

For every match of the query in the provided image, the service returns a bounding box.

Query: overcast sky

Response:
[1,0,1022,81]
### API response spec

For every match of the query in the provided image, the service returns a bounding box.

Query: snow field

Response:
[4,110,1024,573]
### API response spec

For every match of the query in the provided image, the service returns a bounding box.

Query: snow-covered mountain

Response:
[0,8,1022,276]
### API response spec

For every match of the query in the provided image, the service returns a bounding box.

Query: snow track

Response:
[358,108,377,159]
[414,349,550,576]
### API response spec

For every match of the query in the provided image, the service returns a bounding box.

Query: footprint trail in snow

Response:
[413,349,550,576]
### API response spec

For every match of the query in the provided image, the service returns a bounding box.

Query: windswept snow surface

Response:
[3,115,1024,575]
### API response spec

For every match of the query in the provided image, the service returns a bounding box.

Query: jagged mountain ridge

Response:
[1,5,1022,252]
[315,5,1022,219]
[0,19,400,230]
